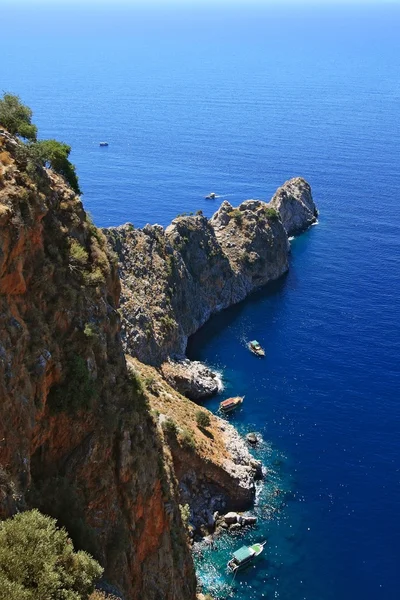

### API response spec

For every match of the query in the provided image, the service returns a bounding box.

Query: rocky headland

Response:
[105,178,317,397]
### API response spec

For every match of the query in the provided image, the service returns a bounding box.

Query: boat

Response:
[219,396,244,414]
[205,192,216,199]
[227,541,266,573]
[248,340,265,357]
[99,142,109,147]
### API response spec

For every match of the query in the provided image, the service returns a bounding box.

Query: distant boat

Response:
[205,192,216,199]
[99,142,109,147]
[227,541,266,573]
[248,340,265,357]
[219,396,244,414]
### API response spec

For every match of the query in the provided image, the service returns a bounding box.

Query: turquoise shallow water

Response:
[1,3,400,599]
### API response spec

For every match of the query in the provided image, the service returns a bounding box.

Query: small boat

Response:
[219,396,244,414]
[227,541,266,573]
[248,340,265,357]
[99,142,109,147]
[205,192,216,200]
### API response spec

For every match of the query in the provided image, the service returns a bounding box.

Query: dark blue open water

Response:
[2,3,400,599]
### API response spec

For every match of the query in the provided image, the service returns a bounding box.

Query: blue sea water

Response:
[1,3,400,599]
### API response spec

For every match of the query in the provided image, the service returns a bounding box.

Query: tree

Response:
[0,509,103,600]
[0,93,37,141]
[195,410,211,429]
[36,139,81,195]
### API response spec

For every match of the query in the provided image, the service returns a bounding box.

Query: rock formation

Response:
[128,358,261,535]
[269,177,318,236]
[106,199,290,367]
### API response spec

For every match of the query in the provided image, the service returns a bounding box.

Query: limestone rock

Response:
[269,177,318,236]
[246,432,258,445]
[161,359,222,400]
[224,512,239,524]
[105,192,291,366]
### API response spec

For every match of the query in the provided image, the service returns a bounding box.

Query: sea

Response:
[2,3,400,599]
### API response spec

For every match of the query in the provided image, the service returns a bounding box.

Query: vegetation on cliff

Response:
[0,94,80,194]
[0,509,102,599]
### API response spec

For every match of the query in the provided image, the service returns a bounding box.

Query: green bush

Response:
[36,139,81,195]
[0,509,102,600]
[47,354,95,414]
[228,208,243,226]
[180,428,196,451]
[159,314,176,332]
[264,207,279,219]
[0,94,82,194]
[69,240,89,266]
[27,477,99,559]
[84,322,100,341]
[195,410,211,429]
[162,417,178,436]
[179,503,191,529]
[0,93,37,141]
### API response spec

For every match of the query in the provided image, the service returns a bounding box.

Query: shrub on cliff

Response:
[264,206,279,219]
[195,410,211,429]
[162,417,178,436]
[36,139,81,195]
[47,354,95,415]
[228,208,243,226]
[0,509,102,600]
[0,93,37,141]
[0,93,81,195]
[180,428,196,451]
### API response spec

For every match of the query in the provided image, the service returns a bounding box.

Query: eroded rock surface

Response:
[269,177,318,236]
[106,199,290,366]
[161,359,222,400]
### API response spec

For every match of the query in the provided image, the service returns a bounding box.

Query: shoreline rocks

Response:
[161,359,223,400]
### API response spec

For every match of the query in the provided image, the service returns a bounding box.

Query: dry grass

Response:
[0,151,12,166]
[126,356,230,465]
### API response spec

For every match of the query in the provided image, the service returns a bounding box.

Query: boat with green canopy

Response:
[248,340,265,357]
[227,541,266,573]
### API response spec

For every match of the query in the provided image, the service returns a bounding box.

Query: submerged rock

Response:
[246,432,258,445]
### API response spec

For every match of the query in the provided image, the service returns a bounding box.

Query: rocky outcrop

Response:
[269,177,318,236]
[128,358,261,535]
[0,132,196,600]
[106,198,290,366]
[161,359,223,400]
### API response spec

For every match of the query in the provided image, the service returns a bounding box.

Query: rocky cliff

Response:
[127,357,262,535]
[106,199,290,368]
[0,131,196,600]
[269,177,318,236]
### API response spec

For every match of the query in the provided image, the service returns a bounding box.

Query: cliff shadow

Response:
[186,273,289,359]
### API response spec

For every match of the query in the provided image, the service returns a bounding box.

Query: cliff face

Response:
[106,199,290,366]
[269,177,318,236]
[0,132,196,600]
[127,358,262,534]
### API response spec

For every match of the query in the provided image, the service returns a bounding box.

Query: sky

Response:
[2,0,399,5]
